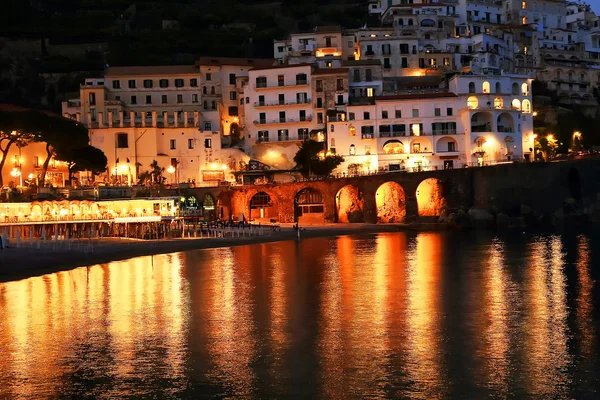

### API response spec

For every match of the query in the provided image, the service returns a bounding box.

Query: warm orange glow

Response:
[375,181,406,223]
[405,233,445,396]
[416,178,445,216]
[336,185,364,223]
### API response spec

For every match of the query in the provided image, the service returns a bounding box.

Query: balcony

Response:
[432,129,457,135]
[361,133,374,139]
[254,81,309,89]
[254,115,313,125]
[254,99,311,107]
[379,131,407,138]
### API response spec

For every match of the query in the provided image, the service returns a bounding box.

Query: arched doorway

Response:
[295,188,325,224]
[202,194,216,221]
[249,191,277,221]
[376,182,406,223]
[217,191,231,220]
[335,185,364,223]
[568,168,582,201]
[416,178,446,217]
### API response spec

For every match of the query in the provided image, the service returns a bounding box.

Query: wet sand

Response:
[0,223,448,282]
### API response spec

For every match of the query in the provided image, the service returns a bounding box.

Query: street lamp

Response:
[167,165,176,185]
[10,168,22,187]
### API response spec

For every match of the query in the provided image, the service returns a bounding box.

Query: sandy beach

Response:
[0,223,449,282]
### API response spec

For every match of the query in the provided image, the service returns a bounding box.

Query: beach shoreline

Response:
[0,223,449,283]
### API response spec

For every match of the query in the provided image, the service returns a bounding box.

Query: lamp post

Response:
[167,165,176,185]
[10,168,22,188]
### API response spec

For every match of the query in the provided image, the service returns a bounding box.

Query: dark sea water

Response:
[1,231,599,399]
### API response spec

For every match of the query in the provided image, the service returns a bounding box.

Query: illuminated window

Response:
[494,97,503,109]
[522,1,526,9]
[349,144,356,155]
[522,99,531,113]
[512,99,521,111]
[349,125,356,136]
[467,96,478,109]
[366,87,374,97]
[521,83,529,95]
[482,81,490,93]
[522,17,527,25]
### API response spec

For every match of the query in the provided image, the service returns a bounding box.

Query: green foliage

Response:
[294,139,344,177]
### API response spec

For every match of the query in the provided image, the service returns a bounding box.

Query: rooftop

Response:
[195,57,275,68]
[105,65,199,77]
[376,92,457,101]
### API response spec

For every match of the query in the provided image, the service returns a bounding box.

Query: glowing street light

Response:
[573,131,582,138]
[10,168,22,187]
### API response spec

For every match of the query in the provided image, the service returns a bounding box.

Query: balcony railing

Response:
[254,99,311,107]
[361,133,374,139]
[379,131,407,138]
[254,115,313,125]
[254,81,309,89]
[432,129,457,135]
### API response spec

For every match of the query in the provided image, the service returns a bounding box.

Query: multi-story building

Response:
[327,74,533,174]
[242,64,318,169]
[62,58,274,185]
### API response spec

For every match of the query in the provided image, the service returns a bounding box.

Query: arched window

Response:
[495,82,501,93]
[245,97,249,103]
[211,101,216,109]
[512,99,521,111]
[420,19,435,27]
[211,86,215,94]
[382,140,404,154]
[408,19,414,26]
[398,18,404,26]
[203,101,208,109]
[330,124,335,132]
[494,97,503,109]
[468,82,476,93]
[522,99,531,113]
[349,144,356,155]
[349,125,356,136]
[557,70,562,79]
[482,81,490,93]
[467,96,478,109]
[330,138,336,147]
[202,86,207,94]
[512,83,519,94]
[521,83,529,96]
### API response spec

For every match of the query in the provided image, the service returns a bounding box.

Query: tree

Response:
[149,160,166,186]
[58,145,107,184]
[31,111,89,185]
[293,139,344,177]
[0,108,39,186]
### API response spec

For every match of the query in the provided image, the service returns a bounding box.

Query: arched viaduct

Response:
[181,158,600,224]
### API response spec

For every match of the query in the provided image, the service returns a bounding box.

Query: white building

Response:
[242,64,317,169]
[327,73,533,174]
[62,59,275,186]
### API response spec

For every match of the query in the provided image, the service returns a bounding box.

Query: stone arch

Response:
[416,178,446,217]
[376,182,406,223]
[335,185,364,223]
[522,99,531,113]
[295,187,325,224]
[420,18,435,27]
[471,111,493,132]
[202,193,217,221]
[497,112,514,133]
[216,191,231,220]
[436,136,458,153]
[249,191,278,221]
[382,140,404,154]
[568,168,582,201]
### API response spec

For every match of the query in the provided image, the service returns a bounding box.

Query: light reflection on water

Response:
[0,232,598,399]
